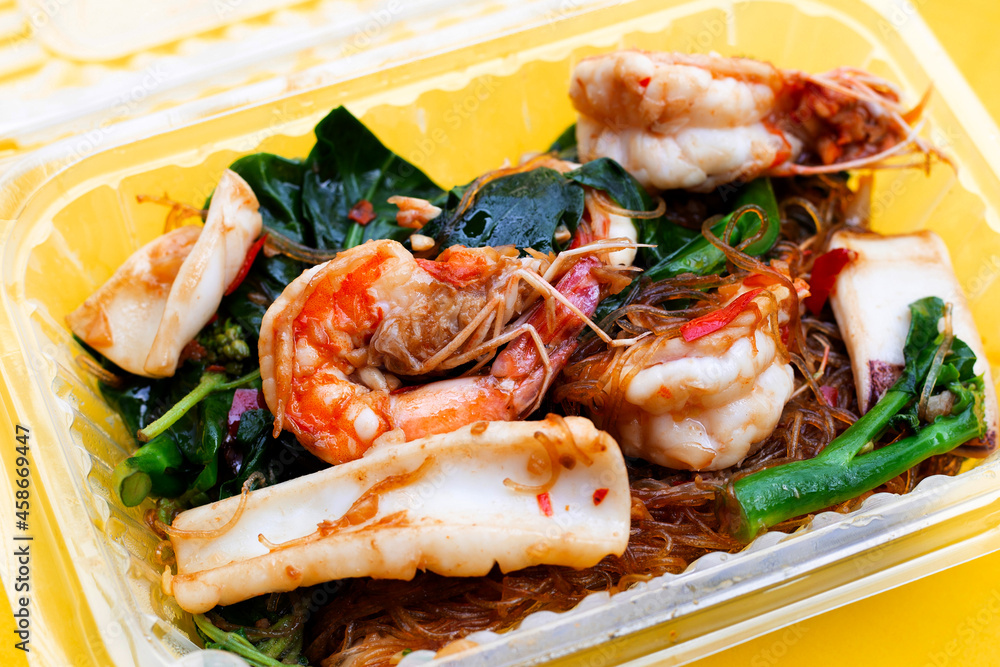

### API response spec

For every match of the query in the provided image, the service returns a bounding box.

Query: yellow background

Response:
[1,0,999,665]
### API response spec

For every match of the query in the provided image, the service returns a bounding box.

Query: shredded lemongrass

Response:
[590,189,667,219]
[503,430,562,494]
[155,472,263,540]
[75,354,123,388]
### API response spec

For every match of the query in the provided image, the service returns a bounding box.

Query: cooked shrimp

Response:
[164,416,630,613]
[68,169,262,377]
[260,238,630,465]
[560,274,807,470]
[570,50,940,192]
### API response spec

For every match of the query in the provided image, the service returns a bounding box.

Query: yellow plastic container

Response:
[1,0,1000,665]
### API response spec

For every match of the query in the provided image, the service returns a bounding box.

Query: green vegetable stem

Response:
[194,614,296,667]
[646,177,780,282]
[137,369,260,443]
[110,369,259,507]
[593,177,780,325]
[723,297,987,543]
[112,434,186,507]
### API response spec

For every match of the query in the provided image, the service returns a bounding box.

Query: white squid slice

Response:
[68,169,263,378]
[66,225,201,377]
[145,170,262,376]
[829,230,997,453]
[164,416,630,614]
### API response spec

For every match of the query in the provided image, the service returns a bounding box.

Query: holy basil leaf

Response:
[191,457,219,494]
[567,157,703,267]
[228,153,306,243]
[896,297,947,395]
[549,123,578,162]
[640,221,699,264]
[943,337,978,383]
[236,407,271,443]
[100,380,157,435]
[422,167,584,254]
[565,158,650,212]
[302,106,445,250]
[219,409,271,499]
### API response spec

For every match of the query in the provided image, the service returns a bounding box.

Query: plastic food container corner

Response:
[2,0,1000,665]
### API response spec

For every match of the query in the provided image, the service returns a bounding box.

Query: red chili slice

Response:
[638,76,651,87]
[681,288,764,343]
[348,200,376,225]
[224,234,268,296]
[819,385,838,406]
[593,488,609,505]
[227,388,266,437]
[537,492,554,517]
[804,248,856,315]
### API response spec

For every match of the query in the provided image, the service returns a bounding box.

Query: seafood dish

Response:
[67,50,996,666]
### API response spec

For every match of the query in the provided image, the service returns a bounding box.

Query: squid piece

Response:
[829,229,997,454]
[67,169,263,377]
[66,226,201,377]
[163,416,630,614]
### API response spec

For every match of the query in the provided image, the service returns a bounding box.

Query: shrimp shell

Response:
[259,239,621,464]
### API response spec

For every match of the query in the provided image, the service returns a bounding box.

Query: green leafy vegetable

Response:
[302,106,446,250]
[228,154,307,243]
[111,434,186,507]
[640,220,699,265]
[549,123,578,161]
[194,614,296,667]
[593,177,780,324]
[422,167,584,254]
[219,408,271,499]
[564,158,649,213]
[223,254,303,337]
[137,370,258,443]
[725,297,987,542]
[423,157,661,256]
[645,177,780,282]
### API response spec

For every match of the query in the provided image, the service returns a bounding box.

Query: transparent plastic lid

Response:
[0,0,611,170]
